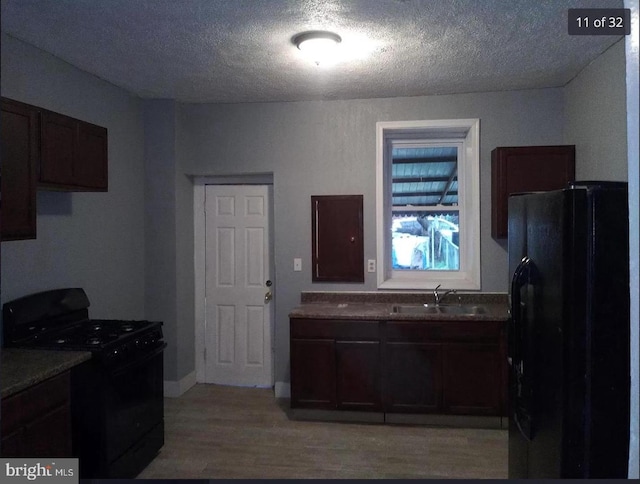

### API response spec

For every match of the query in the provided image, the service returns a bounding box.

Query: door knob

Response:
[264,291,272,303]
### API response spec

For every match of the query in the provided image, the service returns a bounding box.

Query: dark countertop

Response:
[1,348,92,399]
[289,302,509,321]
[290,291,509,322]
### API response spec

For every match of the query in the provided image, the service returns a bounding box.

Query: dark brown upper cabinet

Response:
[311,195,364,282]
[491,145,575,239]
[40,109,108,191]
[1,97,108,240]
[1,98,39,241]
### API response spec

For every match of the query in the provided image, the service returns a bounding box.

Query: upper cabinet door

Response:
[40,110,76,187]
[312,195,364,282]
[75,120,108,190]
[40,109,108,191]
[491,145,575,239]
[1,98,39,241]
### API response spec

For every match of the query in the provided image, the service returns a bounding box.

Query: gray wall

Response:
[176,89,566,383]
[0,34,146,320]
[564,39,628,179]
[143,100,179,381]
[144,99,196,382]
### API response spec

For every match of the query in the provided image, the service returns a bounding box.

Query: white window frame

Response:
[376,119,481,290]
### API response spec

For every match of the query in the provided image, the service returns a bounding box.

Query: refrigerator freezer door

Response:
[508,189,566,478]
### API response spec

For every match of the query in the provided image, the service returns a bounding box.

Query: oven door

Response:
[104,343,166,464]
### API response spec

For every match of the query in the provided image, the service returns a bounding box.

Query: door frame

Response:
[193,174,275,385]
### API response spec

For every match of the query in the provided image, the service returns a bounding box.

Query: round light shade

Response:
[293,31,342,65]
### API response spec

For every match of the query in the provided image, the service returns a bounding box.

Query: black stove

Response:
[2,288,166,478]
[24,318,164,367]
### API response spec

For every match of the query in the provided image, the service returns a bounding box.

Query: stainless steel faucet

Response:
[433,284,457,305]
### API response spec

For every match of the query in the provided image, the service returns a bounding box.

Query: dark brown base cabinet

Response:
[336,340,381,411]
[1,371,73,457]
[290,319,382,411]
[442,344,502,415]
[290,318,506,418]
[290,338,336,409]
[384,342,443,413]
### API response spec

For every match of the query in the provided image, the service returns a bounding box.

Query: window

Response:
[376,119,480,290]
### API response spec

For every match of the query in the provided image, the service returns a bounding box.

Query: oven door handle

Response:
[109,342,167,377]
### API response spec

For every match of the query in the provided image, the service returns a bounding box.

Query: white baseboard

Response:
[164,370,197,398]
[274,381,290,398]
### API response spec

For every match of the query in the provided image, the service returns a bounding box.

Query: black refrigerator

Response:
[507,181,630,478]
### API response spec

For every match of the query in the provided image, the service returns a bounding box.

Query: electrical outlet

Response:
[294,258,302,271]
[367,259,376,272]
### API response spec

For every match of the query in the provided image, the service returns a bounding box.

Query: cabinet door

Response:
[336,341,381,411]
[290,338,336,409]
[1,428,25,457]
[384,342,442,413]
[1,99,39,241]
[311,195,364,282]
[0,371,72,457]
[23,404,72,457]
[40,110,76,186]
[75,120,108,190]
[40,110,108,191]
[442,344,502,415]
[491,145,575,239]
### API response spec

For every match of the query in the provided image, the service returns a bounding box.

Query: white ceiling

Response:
[0,0,624,103]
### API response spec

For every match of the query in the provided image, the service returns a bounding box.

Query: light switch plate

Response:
[367,259,376,272]
[294,258,302,271]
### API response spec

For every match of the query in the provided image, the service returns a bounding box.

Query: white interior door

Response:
[204,184,273,387]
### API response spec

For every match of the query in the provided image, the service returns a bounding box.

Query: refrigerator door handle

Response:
[509,256,537,441]
[509,256,532,366]
[514,407,533,442]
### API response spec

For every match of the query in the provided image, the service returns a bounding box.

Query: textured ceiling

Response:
[0,0,624,103]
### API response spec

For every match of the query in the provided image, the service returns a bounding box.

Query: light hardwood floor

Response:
[137,384,508,479]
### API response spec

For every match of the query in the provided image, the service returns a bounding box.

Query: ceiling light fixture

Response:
[293,31,342,66]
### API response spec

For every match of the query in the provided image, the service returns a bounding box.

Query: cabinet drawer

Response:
[1,371,70,435]
[290,318,380,340]
[386,321,443,341]
[386,320,502,343]
[439,321,502,342]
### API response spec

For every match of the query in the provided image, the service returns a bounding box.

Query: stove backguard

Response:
[3,288,91,345]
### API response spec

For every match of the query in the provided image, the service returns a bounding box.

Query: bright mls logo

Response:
[1,459,78,484]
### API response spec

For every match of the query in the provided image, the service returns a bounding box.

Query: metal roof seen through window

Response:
[392,147,458,207]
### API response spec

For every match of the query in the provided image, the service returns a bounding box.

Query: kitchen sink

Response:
[391,304,486,315]
[391,304,440,314]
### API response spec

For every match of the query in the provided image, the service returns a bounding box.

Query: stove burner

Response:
[120,323,135,332]
[91,323,103,332]
[87,337,103,345]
